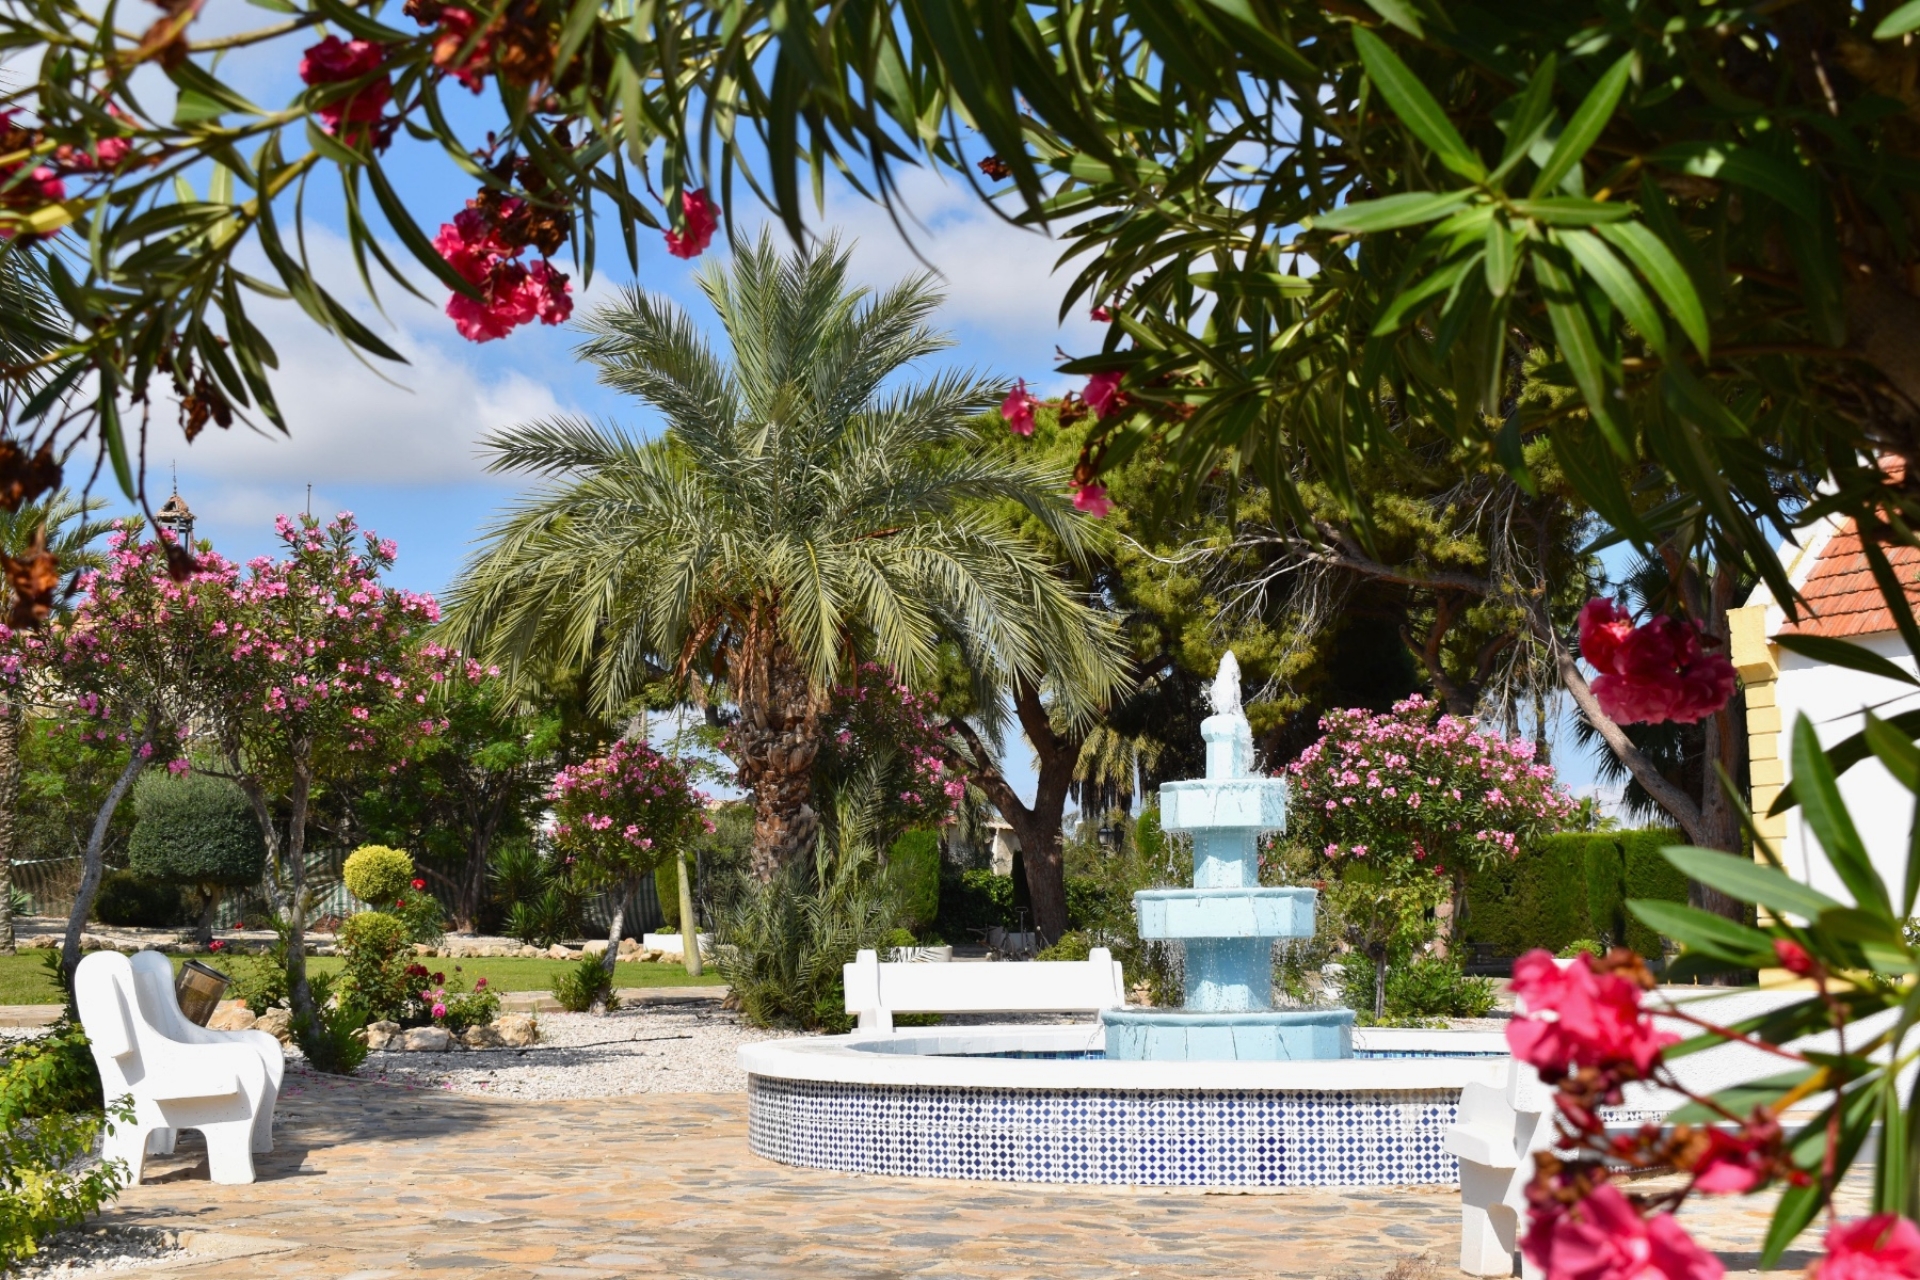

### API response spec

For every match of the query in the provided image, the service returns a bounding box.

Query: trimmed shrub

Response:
[884,829,942,933]
[654,856,683,930]
[338,910,413,1023]
[342,845,414,907]
[127,772,266,892]
[91,869,187,927]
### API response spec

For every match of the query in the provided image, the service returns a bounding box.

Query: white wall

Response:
[1775,632,1920,906]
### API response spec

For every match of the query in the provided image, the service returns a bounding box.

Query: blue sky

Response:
[104,11,1612,807]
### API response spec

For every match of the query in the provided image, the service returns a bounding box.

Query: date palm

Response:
[444,233,1119,881]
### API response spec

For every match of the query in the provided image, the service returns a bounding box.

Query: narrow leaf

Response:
[1794,714,1893,918]
[1664,844,1846,922]
[1531,54,1632,197]
[1353,29,1486,182]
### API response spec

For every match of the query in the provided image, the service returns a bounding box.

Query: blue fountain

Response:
[1100,653,1356,1061]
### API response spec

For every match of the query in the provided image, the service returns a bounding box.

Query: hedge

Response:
[1461,828,1690,960]
[92,869,188,927]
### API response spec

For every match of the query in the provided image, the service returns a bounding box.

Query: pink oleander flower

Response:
[1681,1109,1787,1195]
[1579,599,1736,726]
[1506,949,1675,1078]
[1090,306,1113,322]
[1072,482,1112,518]
[1001,380,1038,435]
[432,1002,448,1020]
[664,188,719,258]
[1083,370,1124,418]
[1815,1216,1920,1280]
[299,37,391,142]
[1524,1180,1722,1280]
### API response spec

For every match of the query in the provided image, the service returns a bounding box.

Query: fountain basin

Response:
[1159,777,1288,831]
[1101,1008,1355,1061]
[1134,887,1317,938]
[741,1025,1509,1187]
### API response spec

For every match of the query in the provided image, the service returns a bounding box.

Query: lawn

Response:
[0,951,725,1006]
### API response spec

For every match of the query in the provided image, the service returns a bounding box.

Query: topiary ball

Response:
[343,845,415,907]
[128,770,267,889]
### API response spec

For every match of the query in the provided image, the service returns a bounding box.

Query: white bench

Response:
[76,950,281,1185]
[843,947,1127,1033]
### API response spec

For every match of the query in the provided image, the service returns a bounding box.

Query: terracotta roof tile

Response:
[1778,521,1920,638]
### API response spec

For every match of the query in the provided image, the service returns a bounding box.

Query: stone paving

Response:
[90,1065,1862,1279]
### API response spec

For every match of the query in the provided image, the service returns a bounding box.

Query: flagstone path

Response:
[95,1066,1861,1279]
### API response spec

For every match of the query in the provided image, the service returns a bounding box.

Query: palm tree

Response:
[443,233,1119,883]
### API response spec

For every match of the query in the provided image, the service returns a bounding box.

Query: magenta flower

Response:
[1072,483,1112,518]
[665,188,720,259]
[1083,370,1124,418]
[1001,380,1038,435]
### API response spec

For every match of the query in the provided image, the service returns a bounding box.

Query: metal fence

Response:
[10,854,83,918]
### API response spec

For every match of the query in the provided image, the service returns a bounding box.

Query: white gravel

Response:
[11,1226,191,1276]
[362,998,805,1099]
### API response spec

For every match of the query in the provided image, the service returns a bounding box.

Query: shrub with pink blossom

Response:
[807,663,962,841]
[1288,694,1578,898]
[550,740,708,984]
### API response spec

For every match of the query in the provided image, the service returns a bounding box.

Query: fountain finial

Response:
[1209,651,1242,717]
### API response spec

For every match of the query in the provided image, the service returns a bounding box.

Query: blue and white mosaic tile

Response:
[747,1077,1462,1186]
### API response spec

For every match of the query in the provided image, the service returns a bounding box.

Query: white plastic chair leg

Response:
[1458,1163,1519,1276]
[201,1120,257,1185]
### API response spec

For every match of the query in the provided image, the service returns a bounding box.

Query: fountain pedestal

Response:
[1100,655,1355,1062]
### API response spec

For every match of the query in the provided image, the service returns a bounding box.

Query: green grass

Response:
[0,951,724,1006]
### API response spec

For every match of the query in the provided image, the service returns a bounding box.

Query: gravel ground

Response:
[361,999,806,1099]
[11,1226,190,1276]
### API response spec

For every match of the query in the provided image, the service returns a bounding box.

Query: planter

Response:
[642,931,713,956]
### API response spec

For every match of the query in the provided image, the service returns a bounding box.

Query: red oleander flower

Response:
[1524,1180,1722,1280]
[433,202,572,341]
[1506,949,1675,1079]
[411,877,426,890]
[1083,370,1124,418]
[1578,599,1736,726]
[1001,380,1038,436]
[431,7,491,91]
[1773,938,1816,976]
[1816,1217,1920,1280]
[1091,306,1112,321]
[1686,1114,1783,1195]
[1072,483,1112,518]
[298,37,392,144]
[664,188,719,258]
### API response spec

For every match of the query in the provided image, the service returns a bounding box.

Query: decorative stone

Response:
[207,1004,257,1032]
[365,1020,401,1051]
[412,943,435,956]
[492,1014,538,1047]
[400,1026,452,1052]
[546,944,574,961]
[519,945,539,958]
[461,1024,504,1049]
[582,939,609,958]
[253,1008,294,1044]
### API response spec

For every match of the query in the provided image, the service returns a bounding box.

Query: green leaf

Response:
[1508,197,1634,225]
[1313,190,1471,234]
[1793,713,1893,919]
[1667,1068,1815,1124]
[1597,221,1710,357]
[1360,0,1423,37]
[1352,29,1486,182]
[1876,1,1920,39]
[1483,217,1516,296]
[1531,250,1626,454]
[1664,845,1846,921]
[1530,54,1632,197]
[1776,635,1920,689]
[1772,710,1920,813]
[1629,898,1773,961]
[1655,143,1821,224]
[1558,228,1667,356]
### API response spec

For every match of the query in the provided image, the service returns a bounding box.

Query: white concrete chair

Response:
[125,949,282,1161]
[1444,1058,1554,1277]
[75,950,274,1185]
[843,947,1127,1033]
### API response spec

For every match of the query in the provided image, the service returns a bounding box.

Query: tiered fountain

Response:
[740,654,1507,1188]
[1101,653,1354,1060]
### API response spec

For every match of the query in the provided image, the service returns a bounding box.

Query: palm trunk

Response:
[0,700,19,956]
[734,637,823,882]
[677,855,702,976]
[63,726,151,990]
[601,883,628,976]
